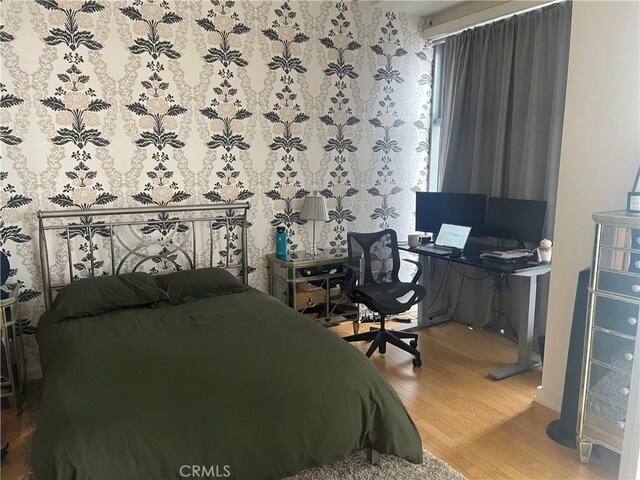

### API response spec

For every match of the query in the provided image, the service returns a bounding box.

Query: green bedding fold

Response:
[33,288,422,479]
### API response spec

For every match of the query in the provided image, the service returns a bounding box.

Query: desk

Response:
[401,242,551,380]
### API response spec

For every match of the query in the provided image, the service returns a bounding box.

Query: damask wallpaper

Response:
[0,0,432,375]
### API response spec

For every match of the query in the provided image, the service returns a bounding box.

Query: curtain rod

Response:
[426,0,565,44]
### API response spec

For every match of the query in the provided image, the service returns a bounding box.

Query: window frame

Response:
[428,42,444,192]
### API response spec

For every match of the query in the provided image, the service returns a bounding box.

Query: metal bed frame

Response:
[37,203,250,309]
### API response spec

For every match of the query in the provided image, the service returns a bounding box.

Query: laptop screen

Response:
[435,224,472,249]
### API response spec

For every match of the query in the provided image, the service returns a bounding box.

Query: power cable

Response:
[489,273,517,340]
[430,270,466,328]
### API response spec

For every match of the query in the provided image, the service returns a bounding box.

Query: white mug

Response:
[408,234,421,248]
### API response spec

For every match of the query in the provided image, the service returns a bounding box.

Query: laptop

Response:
[416,223,472,255]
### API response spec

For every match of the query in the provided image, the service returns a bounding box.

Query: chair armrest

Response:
[341,264,359,298]
[402,258,423,284]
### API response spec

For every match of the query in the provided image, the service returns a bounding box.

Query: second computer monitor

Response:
[486,197,547,246]
[415,192,487,237]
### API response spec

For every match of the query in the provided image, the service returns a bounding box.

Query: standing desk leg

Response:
[417,254,430,328]
[489,273,542,380]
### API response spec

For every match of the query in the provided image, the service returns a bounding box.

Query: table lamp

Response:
[300,190,329,256]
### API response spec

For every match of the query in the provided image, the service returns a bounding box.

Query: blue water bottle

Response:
[275,226,287,258]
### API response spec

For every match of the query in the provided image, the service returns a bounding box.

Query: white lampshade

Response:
[300,191,329,222]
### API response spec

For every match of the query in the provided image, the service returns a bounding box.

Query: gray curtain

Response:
[434,2,572,342]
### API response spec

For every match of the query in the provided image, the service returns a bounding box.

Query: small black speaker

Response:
[546,267,591,448]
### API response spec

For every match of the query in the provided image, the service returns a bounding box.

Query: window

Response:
[428,42,444,192]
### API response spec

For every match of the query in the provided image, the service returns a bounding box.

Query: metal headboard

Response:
[37,203,250,309]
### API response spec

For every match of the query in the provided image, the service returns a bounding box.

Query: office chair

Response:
[342,229,426,367]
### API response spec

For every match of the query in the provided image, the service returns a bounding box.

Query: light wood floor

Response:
[331,321,620,480]
[1,322,620,480]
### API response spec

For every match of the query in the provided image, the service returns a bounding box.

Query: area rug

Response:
[287,450,465,480]
[12,394,464,480]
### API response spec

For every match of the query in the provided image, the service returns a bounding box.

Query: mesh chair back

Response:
[347,230,401,285]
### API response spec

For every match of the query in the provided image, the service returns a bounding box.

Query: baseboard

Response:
[535,386,562,412]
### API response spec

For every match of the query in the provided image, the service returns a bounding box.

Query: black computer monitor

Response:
[486,197,547,247]
[415,192,487,237]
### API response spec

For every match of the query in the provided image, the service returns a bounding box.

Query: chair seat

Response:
[352,282,426,316]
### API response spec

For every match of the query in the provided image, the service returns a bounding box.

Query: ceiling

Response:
[370,0,470,17]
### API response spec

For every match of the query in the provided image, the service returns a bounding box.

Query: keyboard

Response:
[414,244,452,255]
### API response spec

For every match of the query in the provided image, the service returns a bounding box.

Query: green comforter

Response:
[33,288,422,479]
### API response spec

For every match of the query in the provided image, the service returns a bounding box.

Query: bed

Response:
[32,204,422,479]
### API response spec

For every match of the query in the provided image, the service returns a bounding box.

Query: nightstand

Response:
[1,284,26,414]
[267,250,359,328]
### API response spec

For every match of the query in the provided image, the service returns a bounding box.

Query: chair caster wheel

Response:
[412,357,422,367]
[410,339,418,348]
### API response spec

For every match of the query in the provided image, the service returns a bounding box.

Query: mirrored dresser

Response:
[577,210,640,463]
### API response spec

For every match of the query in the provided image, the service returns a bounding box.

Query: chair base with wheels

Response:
[343,315,421,366]
[341,229,426,367]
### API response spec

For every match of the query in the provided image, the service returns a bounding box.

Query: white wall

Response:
[536,0,640,412]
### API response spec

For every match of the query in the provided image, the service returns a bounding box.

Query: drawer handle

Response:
[620,387,630,396]
[617,421,626,429]
[636,260,640,269]
[633,285,640,293]
[624,353,634,361]
[629,317,638,326]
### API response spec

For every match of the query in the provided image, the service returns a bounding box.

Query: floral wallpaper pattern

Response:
[262,1,310,251]
[0,0,431,375]
[368,11,406,229]
[318,1,360,254]
[197,0,254,269]
[36,0,118,281]
[121,0,190,207]
[0,21,39,335]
